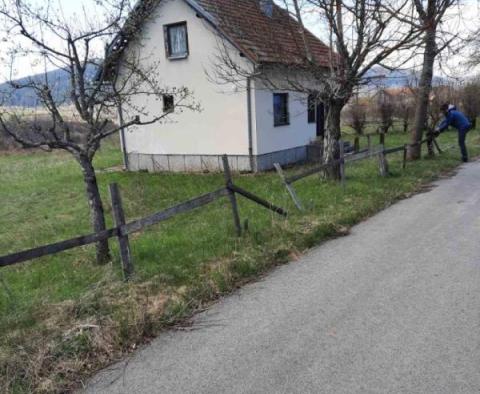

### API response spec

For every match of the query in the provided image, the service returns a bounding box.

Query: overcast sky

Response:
[0,0,479,83]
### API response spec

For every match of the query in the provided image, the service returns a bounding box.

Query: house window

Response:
[163,94,174,113]
[308,94,316,123]
[164,22,189,59]
[273,93,289,126]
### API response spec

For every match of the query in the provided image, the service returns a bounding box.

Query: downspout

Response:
[247,76,255,172]
[117,103,130,171]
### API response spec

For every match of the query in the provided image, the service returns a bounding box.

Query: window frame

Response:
[163,94,174,113]
[163,21,189,60]
[307,94,316,124]
[273,93,290,127]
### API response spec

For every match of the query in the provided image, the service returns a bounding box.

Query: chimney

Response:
[259,0,274,17]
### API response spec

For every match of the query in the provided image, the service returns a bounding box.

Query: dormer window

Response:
[164,22,189,59]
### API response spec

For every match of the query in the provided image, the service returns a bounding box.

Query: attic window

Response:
[163,94,174,113]
[164,22,189,59]
[259,0,274,17]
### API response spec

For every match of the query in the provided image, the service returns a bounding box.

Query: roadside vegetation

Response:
[1,128,479,392]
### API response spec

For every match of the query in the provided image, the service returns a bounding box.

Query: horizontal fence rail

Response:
[0,228,119,268]
[276,135,445,210]
[0,132,444,275]
[0,155,287,279]
[122,188,229,236]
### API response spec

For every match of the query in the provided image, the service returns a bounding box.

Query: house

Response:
[114,0,333,172]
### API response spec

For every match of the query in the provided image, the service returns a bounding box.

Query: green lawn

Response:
[0,129,477,392]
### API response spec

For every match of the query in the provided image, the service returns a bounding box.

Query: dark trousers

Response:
[458,127,470,160]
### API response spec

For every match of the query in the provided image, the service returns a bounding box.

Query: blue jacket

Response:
[438,109,472,133]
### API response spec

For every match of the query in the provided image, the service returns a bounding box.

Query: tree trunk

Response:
[77,154,111,264]
[409,25,437,160]
[323,101,344,179]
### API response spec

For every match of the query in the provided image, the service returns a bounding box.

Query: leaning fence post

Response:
[274,163,303,211]
[222,155,242,236]
[354,136,360,153]
[379,132,385,145]
[339,140,346,189]
[109,183,134,281]
[378,144,389,177]
[433,137,443,154]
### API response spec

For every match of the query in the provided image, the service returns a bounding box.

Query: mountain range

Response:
[0,66,97,107]
[0,66,432,107]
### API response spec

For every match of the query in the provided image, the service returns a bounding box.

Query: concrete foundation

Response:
[127,145,308,173]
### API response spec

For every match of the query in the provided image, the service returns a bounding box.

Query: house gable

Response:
[107,0,333,74]
[121,0,253,161]
[118,0,325,173]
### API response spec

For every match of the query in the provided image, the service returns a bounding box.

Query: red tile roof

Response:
[103,0,333,78]
[195,0,333,67]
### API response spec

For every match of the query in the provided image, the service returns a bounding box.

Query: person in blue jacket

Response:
[435,103,472,162]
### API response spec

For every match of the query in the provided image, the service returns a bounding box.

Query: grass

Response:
[0,129,478,392]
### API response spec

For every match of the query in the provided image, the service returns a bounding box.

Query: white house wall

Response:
[252,77,318,170]
[254,80,317,155]
[122,0,252,172]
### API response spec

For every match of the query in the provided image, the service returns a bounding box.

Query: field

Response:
[1,129,478,392]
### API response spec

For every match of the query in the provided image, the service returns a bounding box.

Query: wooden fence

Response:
[275,135,442,210]
[0,155,287,280]
[0,133,443,277]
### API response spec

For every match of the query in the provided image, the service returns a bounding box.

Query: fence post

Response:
[402,144,408,169]
[109,183,134,281]
[222,155,242,236]
[339,140,346,188]
[354,136,360,153]
[367,134,371,152]
[426,134,435,157]
[274,163,304,211]
[378,144,389,177]
[433,137,443,154]
[379,132,385,145]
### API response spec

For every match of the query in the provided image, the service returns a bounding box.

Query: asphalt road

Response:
[85,162,480,394]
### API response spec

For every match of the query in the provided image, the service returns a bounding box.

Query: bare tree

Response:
[404,0,459,159]
[374,88,395,134]
[0,0,198,263]
[459,78,480,129]
[392,85,416,133]
[210,0,422,178]
[344,96,367,136]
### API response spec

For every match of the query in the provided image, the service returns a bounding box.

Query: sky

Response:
[0,0,479,83]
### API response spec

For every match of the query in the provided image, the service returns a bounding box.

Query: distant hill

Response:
[0,65,446,107]
[0,65,97,107]
[364,67,415,88]
[365,66,446,89]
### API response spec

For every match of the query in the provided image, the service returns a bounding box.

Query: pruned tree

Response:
[404,0,460,159]
[392,85,416,133]
[0,0,198,264]
[459,79,480,129]
[210,0,422,178]
[374,88,395,134]
[344,97,367,136]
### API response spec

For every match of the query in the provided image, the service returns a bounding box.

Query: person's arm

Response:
[435,113,452,134]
